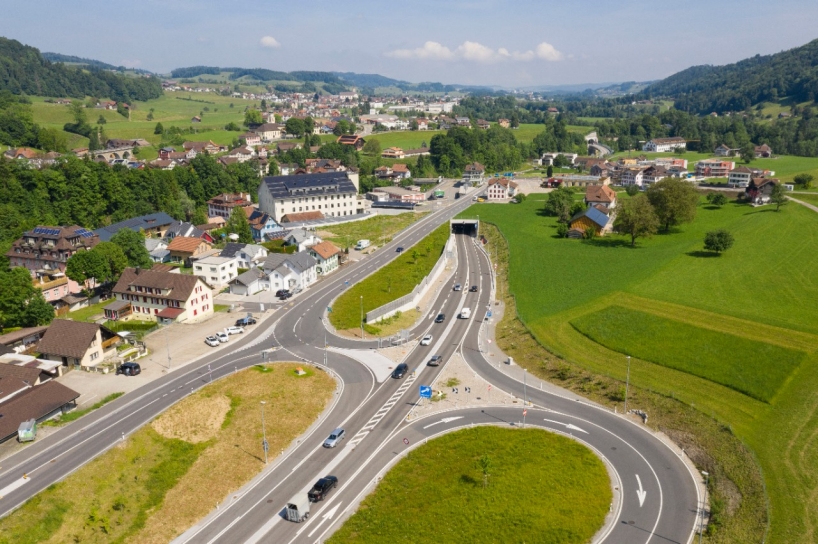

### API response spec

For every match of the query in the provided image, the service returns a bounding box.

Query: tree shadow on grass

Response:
[703,205,724,211]
[460,474,479,486]
[743,208,777,215]
[584,238,634,249]
[686,250,721,258]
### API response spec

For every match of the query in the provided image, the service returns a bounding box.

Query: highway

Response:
[0,191,700,544]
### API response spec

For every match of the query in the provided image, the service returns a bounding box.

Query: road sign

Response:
[419,385,432,399]
[403,437,410,445]
[487,310,492,318]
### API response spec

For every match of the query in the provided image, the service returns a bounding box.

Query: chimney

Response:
[135,266,141,275]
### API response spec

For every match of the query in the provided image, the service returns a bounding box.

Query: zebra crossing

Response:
[348,371,419,447]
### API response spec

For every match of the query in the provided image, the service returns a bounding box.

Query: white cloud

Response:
[260,36,281,48]
[385,40,562,63]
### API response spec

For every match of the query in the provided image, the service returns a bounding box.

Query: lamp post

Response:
[700,471,709,544]
[360,295,364,340]
[163,321,172,370]
[624,355,631,413]
[260,401,268,464]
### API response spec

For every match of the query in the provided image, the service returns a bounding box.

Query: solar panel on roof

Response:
[75,228,95,238]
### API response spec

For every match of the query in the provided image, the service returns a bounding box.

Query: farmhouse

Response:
[463,162,486,184]
[642,137,686,153]
[568,206,612,238]
[36,320,120,369]
[309,241,342,276]
[109,266,213,323]
[745,177,781,205]
[337,134,366,150]
[584,185,617,211]
[167,236,212,266]
[486,178,517,201]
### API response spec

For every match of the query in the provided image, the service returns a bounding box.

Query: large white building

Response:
[258,172,360,223]
[193,255,239,288]
[642,137,686,153]
[110,267,214,323]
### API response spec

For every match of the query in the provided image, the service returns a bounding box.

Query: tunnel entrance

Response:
[450,219,478,237]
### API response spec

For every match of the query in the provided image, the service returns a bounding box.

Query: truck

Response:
[459,308,471,319]
[286,494,311,523]
[355,239,371,250]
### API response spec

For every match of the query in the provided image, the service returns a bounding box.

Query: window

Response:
[90,352,99,361]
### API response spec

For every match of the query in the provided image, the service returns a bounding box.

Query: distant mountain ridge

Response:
[643,38,818,114]
[42,52,153,74]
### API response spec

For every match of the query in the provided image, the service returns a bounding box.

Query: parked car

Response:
[420,334,433,346]
[215,331,229,343]
[323,428,345,448]
[392,363,409,379]
[435,313,445,323]
[205,335,220,347]
[226,326,244,335]
[469,285,478,292]
[118,362,141,376]
[279,291,293,300]
[235,316,257,327]
[427,355,442,367]
[453,284,462,291]
[275,289,290,297]
[308,475,338,502]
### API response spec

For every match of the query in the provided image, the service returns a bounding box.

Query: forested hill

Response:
[0,37,162,102]
[643,38,818,114]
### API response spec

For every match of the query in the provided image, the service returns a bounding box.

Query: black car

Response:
[308,475,338,502]
[278,292,293,300]
[118,362,141,376]
[235,316,257,327]
[427,355,442,367]
[396,247,404,253]
[391,363,409,379]
[275,289,290,297]
[469,285,478,292]
[435,313,445,323]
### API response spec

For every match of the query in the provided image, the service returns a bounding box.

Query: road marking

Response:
[636,474,647,507]
[423,416,463,429]
[543,418,589,434]
[206,515,243,544]
[0,477,29,499]
[306,503,340,537]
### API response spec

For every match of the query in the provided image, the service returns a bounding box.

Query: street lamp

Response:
[260,401,269,464]
[624,355,631,413]
[360,295,364,340]
[700,471,709,544]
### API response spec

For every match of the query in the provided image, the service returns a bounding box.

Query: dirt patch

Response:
[316,229,337,238]
[152,394,231,444]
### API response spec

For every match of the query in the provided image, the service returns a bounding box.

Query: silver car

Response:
[323,428,345,448]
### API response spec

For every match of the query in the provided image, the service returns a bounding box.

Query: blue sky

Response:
[3,0,818,87]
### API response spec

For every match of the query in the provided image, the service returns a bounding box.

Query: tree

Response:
[625,184,640,197]
[268,157,280,176]
[69,100,87,126]
[546,165,553,178]
[97,115,107,125]
[21,294,54,328]
[154,122,164,135]
[93,242,128,282]
[0,268,54,328]
[225,206,254,244]
[556,222,569,238]
[704,229,734,254]
[770,183,788,211]
[543,186,574,223]
[260,99,267,111]
[613,194,660,247]
[478,454,493,488]
[706,192,728,207]
[303,116,315,135]
[66,250,108,286]
[244,109,263,127]
[513,193,526,204]
[110,228,152,268]
[145,111,153,121]
[794,173,814,189]
[646,178,699,232]
[362,138,382,156]
[410,119,419,131]
[740,142,755,164]
[285,117,306,138]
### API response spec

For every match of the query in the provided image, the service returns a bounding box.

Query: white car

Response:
[226,326,244,335]
[420,334,433,346]
[205,336,220,347]
[215,331,229,343]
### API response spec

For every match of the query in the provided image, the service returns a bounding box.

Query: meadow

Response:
[327,426,611,544]
[458,194,818,542]
[328,223,449,332]
[318,212,424,249]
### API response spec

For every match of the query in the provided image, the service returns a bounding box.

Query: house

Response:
[0,326,48,355]
[258,171,359,223]
[0,380,80,443]
[404,147,431,158]
[191,116,201,123]
[6,226,100,293]
[183,140,224,155]
[642,165,670,185]
[590,162,613,177]
[220,243,268,269]
[585,185,617,211]
[727,166,774,188]
[642,137,686,153]
[336,134,365,150]
[372,186,425,203]
[309,241,342,276]
[245,209,283,241]
[463,162,486,184]
[620,166,646,187]
[476,119,491,130]
[415,118,429,130]
[281,211,326,223]
[240,132,262,147]
[262,251,318,291]
[285,228,322,252]
[0,363,44,404]
[755,144,773,158]
[486,178,518,201]
[167,236,212,266]
[165,221,212,242]
[568,206,611,238]
[382,147,405,159]
[145,238,170,263]
[695,159,735,178]
[498,118,510,128]
[0,352,65,382]
[207,193,254,219]
[227,146,255,163]
[455,116,471,126]
[36,320,120,369]
[108,267,213,323]
[538,152,578,166]
[745,177,780,205]
[93,212,175,242]
[392,163,411,180]
[714,144,739,157]
[33,272,71,307]
[3,147,39,160]
[193,256,239,288]
[276,142,302,154]
[228,267,270,296]
[254,123,283,142]
[278,163,299,176]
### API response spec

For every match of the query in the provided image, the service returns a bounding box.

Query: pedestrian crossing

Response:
[348,372,418,447]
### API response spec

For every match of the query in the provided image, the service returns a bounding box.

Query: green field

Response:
[571,306,804,402]
[328,426,611,544]
[329,223,449,331]
[364,130,443,150]
[458,194,818,542]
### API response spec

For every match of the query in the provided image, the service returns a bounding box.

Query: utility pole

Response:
[624,355,631,413]
[360,295,364,340]
[163,321,172,370]
[700,471,709,544]
[260,401,269,464]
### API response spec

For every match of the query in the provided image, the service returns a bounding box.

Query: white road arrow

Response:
[307,504,341,538]
[423,416,464,429]
[543,419,589,434]
[636,475,647,507]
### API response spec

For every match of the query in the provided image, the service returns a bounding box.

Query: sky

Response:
[3,0,818,88]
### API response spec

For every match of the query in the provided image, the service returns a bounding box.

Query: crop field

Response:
[329,223,449,332]
[328,426,610,544]
[458,193,818,542]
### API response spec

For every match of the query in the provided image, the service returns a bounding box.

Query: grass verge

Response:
[318,212,426,250]
[42,392,124,427]
[328,427,610,544]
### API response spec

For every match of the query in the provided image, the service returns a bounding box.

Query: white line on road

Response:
[423,416,463,429]
[543,418,589,434]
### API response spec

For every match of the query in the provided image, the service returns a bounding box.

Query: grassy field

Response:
[317,212,425,250]
[328,426,610,544]
[458,194,818,542]
[364,130,443,150]
[0,363,334,544]
[329,223,449,332]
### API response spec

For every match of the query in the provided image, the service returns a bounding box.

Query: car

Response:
[469,285,478,292]
[275,289,290,297]
[435,313,445,323]
[323,428,345,448]
[396,247,404,253]
[427,355,442,367]
[215,331,229,343]
[235,316,257,327]
[453,284,462,291]
[420,334,433,346]
[308,476,338,502]
[279,291,293,300]
[391,363,409,379]
[205,335,220,347]
[226,326,244,335]
[118,362,141,376]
